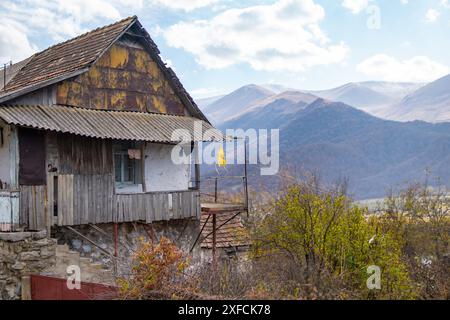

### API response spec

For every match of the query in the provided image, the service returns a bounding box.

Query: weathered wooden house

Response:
[0,16,219,238]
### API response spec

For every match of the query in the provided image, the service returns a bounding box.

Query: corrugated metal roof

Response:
[0,105,222,142]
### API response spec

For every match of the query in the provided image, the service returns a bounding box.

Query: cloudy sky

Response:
[0,0,449,98]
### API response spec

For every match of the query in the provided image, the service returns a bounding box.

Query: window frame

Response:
[113,141,143,192]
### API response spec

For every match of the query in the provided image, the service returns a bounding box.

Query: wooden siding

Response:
[56,134,113,175]
[56,43,186,115]
[8,86,57,106]
[19,185,47,231]
[56,174,200,226]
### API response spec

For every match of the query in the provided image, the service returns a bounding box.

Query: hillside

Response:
[218,98,450,199]
[387,74,450,122]
[310,81,423,117]
[197,81,426,125]
[200,84,274,124]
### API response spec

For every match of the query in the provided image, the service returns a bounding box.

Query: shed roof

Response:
[200,211,250,249]
[0,104,221,143]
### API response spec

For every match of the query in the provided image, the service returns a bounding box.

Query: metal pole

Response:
[114,223,118,257]
[194,142,200,190]
[189,214,211,253]
[212,214,217,267]
[244,137,249,216]
[3,64,6,91]
[214,177,218,203]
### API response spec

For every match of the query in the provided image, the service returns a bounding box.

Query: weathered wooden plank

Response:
[68,174,74,226]
[82,175,88,224]
[57,176,63,226]
[19,185,47,230]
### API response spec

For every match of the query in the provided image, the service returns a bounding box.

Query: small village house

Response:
[0,16,218,233]
[0,16,250,299]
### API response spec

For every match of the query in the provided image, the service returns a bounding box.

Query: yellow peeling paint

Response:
[56,43,185,115]
[152,96,167,113]
[88,67,102,87]
[148,61,160,79]
[136,94,147,111]
[111,91,126,109]
[109,45,129,68]
[151,79,162,93]
[135,50,149,73]
[58,81,69,101]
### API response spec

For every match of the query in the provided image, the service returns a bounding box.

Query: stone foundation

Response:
[52,219,201,278]
[0,231,56,300]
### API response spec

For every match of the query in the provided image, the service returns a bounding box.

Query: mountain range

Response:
[197,75,450,199]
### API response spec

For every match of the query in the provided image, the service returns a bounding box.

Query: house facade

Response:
[0,16,219,236]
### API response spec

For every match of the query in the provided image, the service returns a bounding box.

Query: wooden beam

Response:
[21,276,31,300]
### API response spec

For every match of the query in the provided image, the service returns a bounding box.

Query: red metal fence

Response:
[30,275,117,300]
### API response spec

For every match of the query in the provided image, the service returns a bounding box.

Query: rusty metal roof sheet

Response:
[0,105,222,142]
[200,211,250,249]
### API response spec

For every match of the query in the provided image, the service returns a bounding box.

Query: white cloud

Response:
[0,0,217,62]
[1,0,126,39]
[341,0,369,14]
[357,54,449,82]
[190,87,224,99]
[0,0,143,62]
[400,0,408,4]
[441,0,450,9]
[152,0,220,11]
[164,0,349,72]
[0,19,38,62]
[425,9,440,23]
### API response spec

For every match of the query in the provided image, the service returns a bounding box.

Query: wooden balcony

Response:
[19,174,201,231]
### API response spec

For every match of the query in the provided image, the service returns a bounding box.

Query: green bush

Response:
[251,179,416,299]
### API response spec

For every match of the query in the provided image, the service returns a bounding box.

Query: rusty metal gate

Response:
[30,275,117,300]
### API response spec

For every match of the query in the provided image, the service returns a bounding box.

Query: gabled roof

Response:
[0,57,33,91]
[0,16,135,99]
[0,16,209,123]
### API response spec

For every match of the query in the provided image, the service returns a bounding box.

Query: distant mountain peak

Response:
[387,73,450,122]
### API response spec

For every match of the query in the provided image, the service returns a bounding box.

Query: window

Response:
[114,141,142,188]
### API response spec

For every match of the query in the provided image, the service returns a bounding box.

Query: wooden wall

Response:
[56,174,200,226]
[19,185,47,231]
[56,42,186,115]
[56,134,113,175]
[20,131,200,230]
[8,86,56,106]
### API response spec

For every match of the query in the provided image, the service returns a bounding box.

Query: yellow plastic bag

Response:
[217,146,227,167]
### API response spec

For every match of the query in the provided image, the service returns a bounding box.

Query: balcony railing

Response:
[0,189,20,232]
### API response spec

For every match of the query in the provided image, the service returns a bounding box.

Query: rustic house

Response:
[0,16,221,249]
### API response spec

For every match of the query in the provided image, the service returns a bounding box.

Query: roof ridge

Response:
[34,16,136,57]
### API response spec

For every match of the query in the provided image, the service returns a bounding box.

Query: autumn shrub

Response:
[380,184,450,299]
[118,236,194,299]
[117,180,448,300]
[250,178,416,299]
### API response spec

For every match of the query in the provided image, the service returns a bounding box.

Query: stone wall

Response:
[52,219,201,278]
[0,230,56,300]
